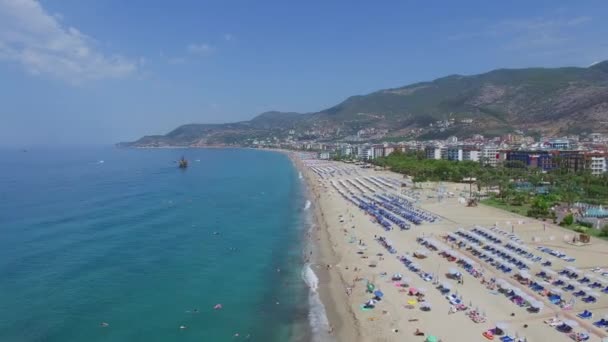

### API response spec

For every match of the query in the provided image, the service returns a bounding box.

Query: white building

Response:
[358,145,372,160]
[590,155,607,175]
[462,149,480,162]
[425,146,442,160]
[481,145,500,167]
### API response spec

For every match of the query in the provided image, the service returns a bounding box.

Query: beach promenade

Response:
[295,155,608,342]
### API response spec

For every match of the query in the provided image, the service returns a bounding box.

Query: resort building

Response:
[506,150,553,171]
[372,145,386,159]
[588,153,607,175]
[425,146,442,160]
[481,145,500,167]
[462,148,480,162]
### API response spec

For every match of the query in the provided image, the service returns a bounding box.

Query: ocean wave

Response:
[299,172,303,179]
[304,200,311,210]
[301,263,334,342]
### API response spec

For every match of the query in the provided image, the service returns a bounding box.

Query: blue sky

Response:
[1,0,608,146]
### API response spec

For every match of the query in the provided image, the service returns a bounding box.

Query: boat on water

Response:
[178,157,188,169]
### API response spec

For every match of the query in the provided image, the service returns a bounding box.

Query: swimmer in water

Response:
[180,325,187,330]
[100,322,109,327]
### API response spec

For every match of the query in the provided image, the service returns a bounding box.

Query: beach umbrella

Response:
[513,288,525,297]
[421,302,432,309]
[530,300,544,309]
[495,322,509,330]
[407,299,418,305]
[425,336,438,342]
[563,320,579,327]
[441,282,452,290]
[374,290,384,298]
[448,267,459,275]
[566,266,579,273]
[543,268,557,275]
[409,287,418,294]
[580,286,592,292]
[558,275,570,282]
[367,283,375,292]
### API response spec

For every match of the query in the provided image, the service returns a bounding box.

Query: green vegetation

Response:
[561,214,574,226]
[373,151,608,222]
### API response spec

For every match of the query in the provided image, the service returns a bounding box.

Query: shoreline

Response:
[286,151,362,342]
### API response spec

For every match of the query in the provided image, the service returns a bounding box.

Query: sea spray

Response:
[304,200,311,210]
[301,263,334,342]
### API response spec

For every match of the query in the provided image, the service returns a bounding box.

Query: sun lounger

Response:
[593,318,608,327]
[577,310,592,319]
[548,320,564,327]
[582,296,596,303]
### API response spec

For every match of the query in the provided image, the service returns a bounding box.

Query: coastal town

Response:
[253,131,608,176]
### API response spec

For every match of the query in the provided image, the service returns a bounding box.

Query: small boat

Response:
[178,157,188,169]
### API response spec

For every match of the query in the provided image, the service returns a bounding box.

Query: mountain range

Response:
[120,61,608,147]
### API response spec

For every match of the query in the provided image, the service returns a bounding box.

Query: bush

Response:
[561,214,574,226]
[601,225,608,237]
[577,221,593,229]
[573,226,588,233]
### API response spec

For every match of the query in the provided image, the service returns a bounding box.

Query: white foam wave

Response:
[299,172,303,179]
[304,200,311,211]
[301,264,333,342]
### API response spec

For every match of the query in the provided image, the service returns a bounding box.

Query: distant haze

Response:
[1,0,608,146]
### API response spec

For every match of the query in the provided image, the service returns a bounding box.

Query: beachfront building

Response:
[481,145,500,167]
[372,145,385,159]
[506,150,553,171]
[588,153,607,175]
[357,145,372,160]
[425,145,442,160]
[384,145,395,156]
[462,147,480,162]
[446,146,463,161]
[557,151,587,173]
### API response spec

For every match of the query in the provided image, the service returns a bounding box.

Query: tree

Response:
[601,224,608,237]
[561,213,574,226]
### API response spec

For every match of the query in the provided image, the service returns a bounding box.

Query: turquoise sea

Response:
[0,147,316,342]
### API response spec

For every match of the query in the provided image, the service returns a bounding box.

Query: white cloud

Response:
[0,0,137,83]
[187,43,215,56]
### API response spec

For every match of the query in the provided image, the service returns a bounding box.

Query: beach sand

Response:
[291,154,608,342]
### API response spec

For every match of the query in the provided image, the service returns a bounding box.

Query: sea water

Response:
[0,147,319,342]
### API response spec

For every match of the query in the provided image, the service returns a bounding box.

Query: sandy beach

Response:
[291,153,608,342]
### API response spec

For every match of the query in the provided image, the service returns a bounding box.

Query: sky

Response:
[1,0,608,146]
